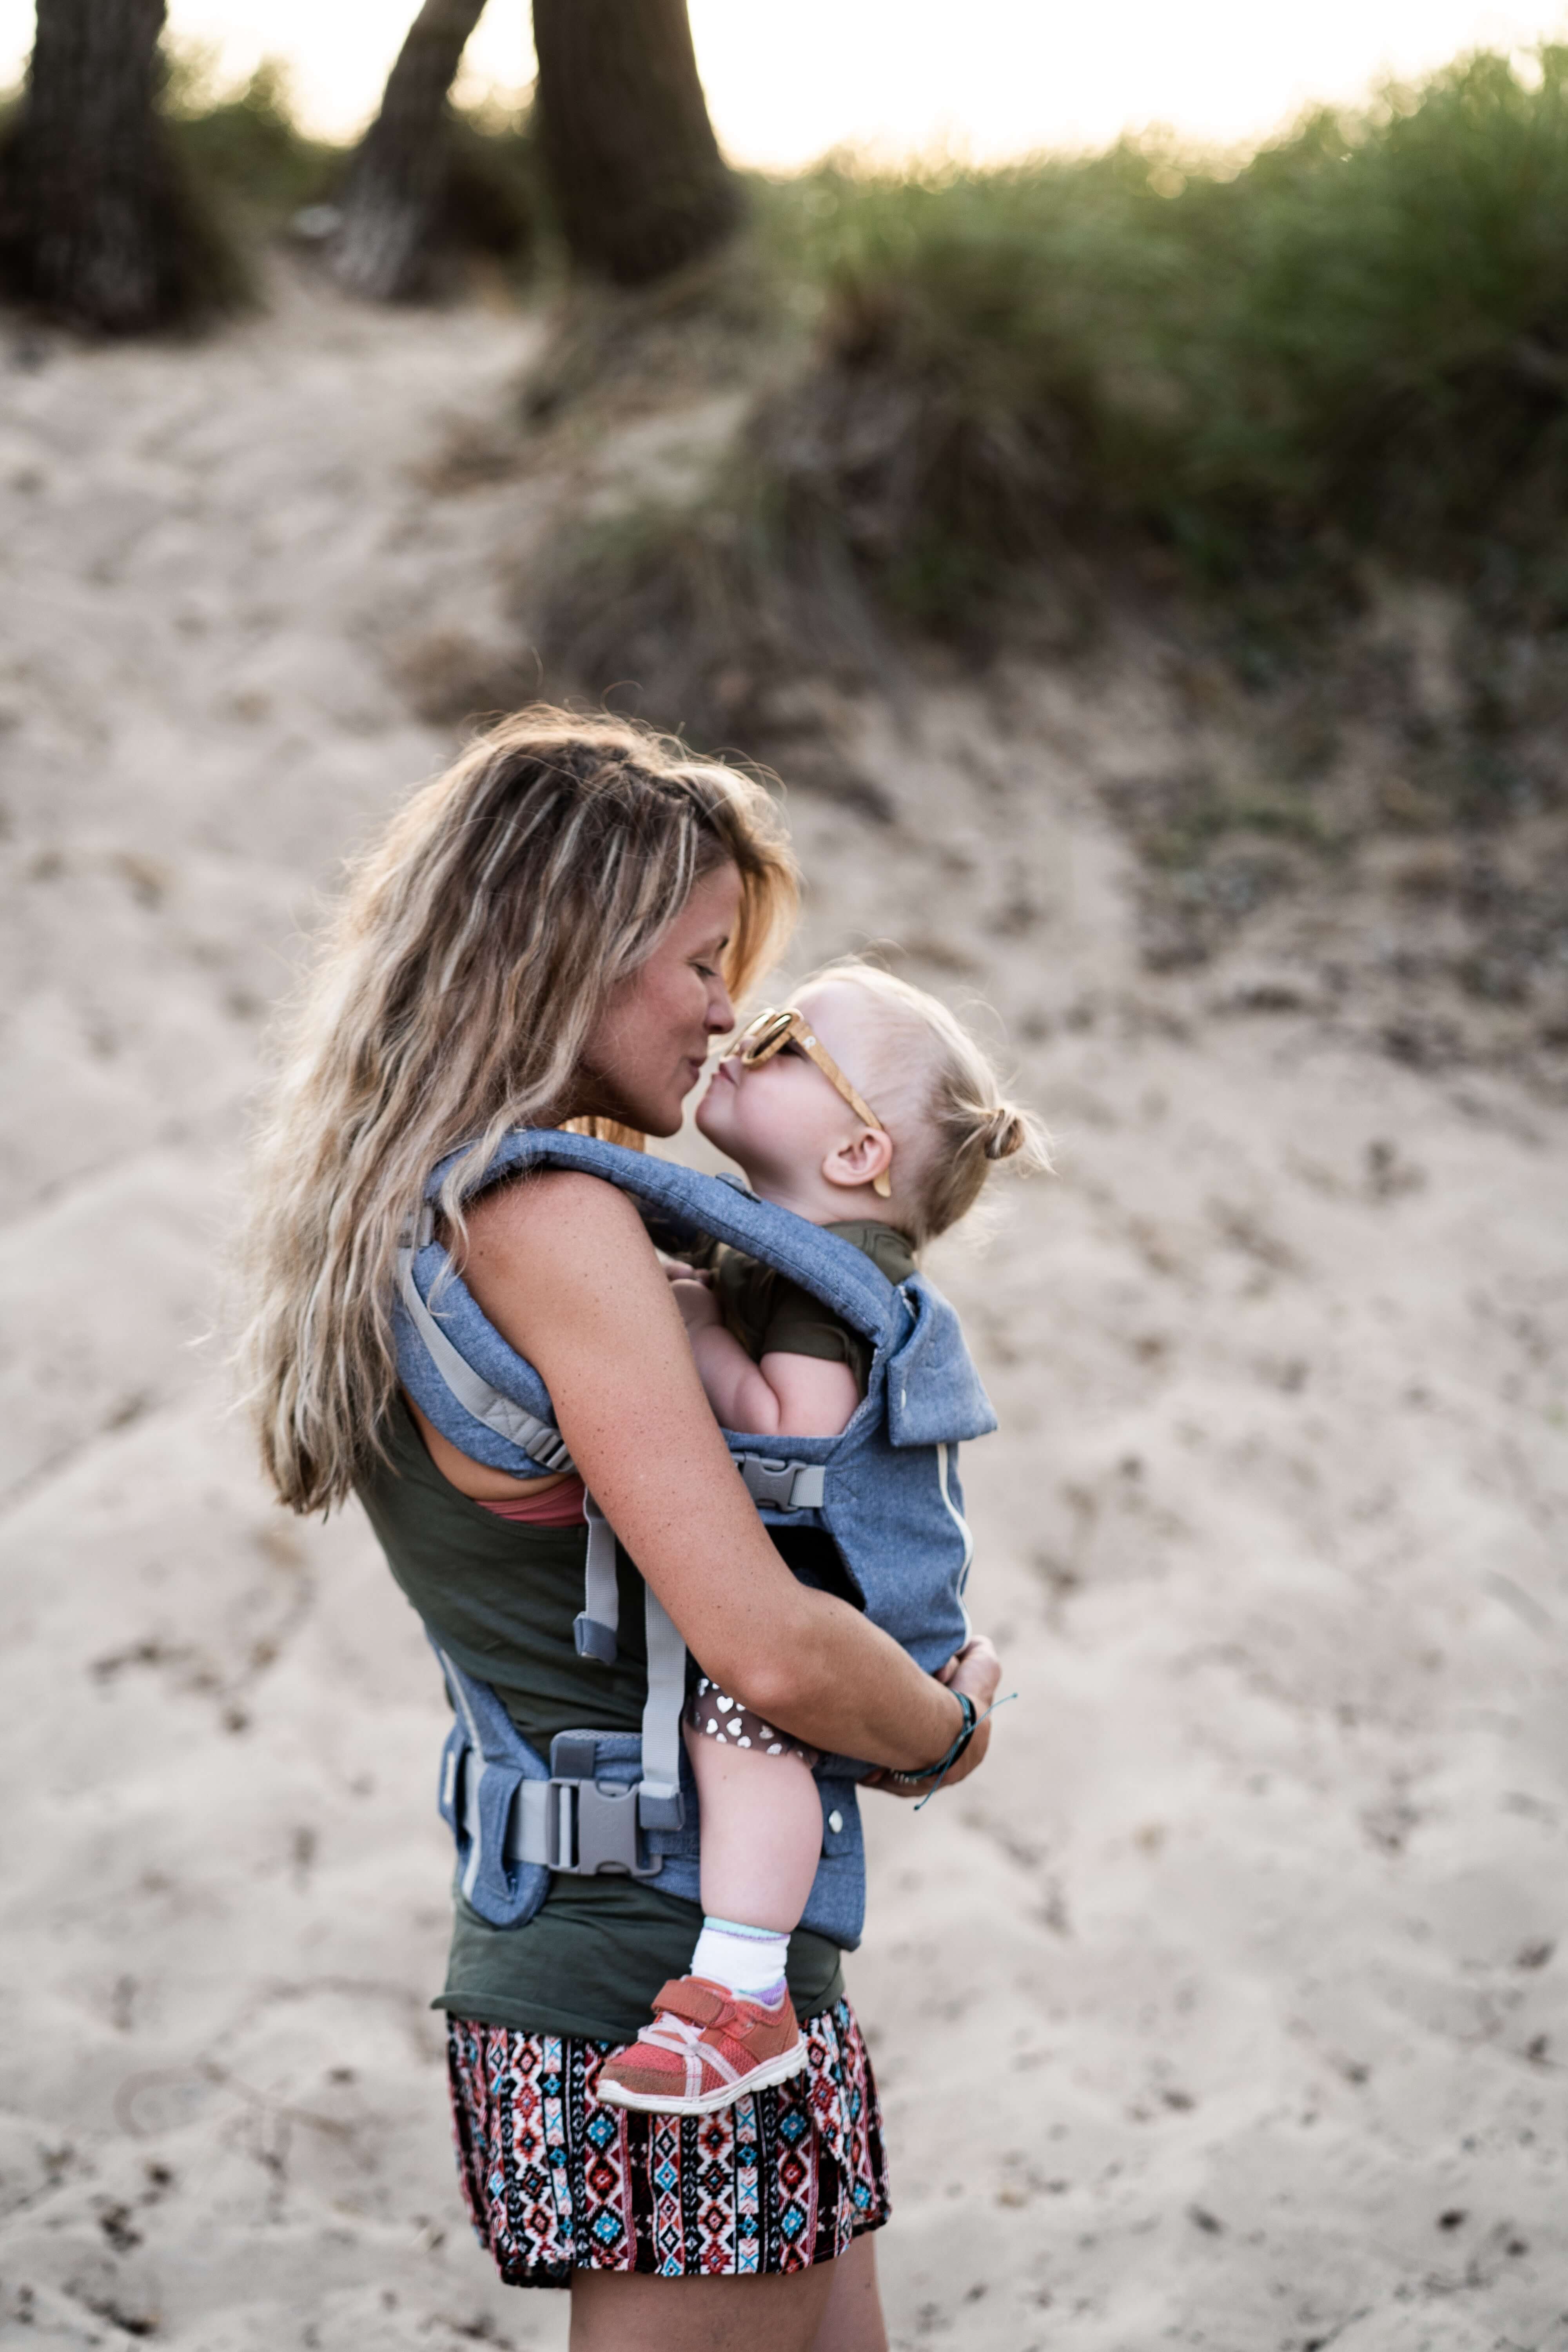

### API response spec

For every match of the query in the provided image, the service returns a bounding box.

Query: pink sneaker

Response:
[596,1975,808,2116]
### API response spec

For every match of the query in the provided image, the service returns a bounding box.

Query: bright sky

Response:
[2,0,1565,161]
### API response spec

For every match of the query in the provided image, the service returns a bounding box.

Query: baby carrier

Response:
[394,1128,996,1950]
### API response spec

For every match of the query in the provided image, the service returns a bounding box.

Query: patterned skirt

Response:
[445,1998,889,2285]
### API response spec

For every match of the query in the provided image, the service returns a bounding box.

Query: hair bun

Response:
[981,1103,1027,1161]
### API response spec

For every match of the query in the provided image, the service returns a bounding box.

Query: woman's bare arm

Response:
[459,1171,992,1776]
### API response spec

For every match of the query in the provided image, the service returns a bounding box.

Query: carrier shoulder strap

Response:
[425,1127,902,1344]
[397,1243,575,1472]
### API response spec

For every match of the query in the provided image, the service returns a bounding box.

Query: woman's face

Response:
[576,862,742,1136]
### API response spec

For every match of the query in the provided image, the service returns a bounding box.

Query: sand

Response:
[2,259,1566,2351]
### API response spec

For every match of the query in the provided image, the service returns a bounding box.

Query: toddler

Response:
[597,959,1045,2115]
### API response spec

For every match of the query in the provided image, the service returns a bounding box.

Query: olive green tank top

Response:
[357,1397,849,2041]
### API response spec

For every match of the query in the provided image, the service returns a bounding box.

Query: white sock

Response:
[689,1916,789,2002]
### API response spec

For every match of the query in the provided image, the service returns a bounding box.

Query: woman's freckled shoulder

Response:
[466,1169,650,1259]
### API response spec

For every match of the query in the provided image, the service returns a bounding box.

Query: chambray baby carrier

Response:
[395,1128,996,1951]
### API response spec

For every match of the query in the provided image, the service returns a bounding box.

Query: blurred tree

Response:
[330,0,493,300]
[533,0,740,283]
[0,0,234,330]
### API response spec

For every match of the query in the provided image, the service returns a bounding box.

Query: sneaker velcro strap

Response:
[650,1976,731,2029]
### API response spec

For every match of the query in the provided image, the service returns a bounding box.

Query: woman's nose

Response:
[706,980,736,1034]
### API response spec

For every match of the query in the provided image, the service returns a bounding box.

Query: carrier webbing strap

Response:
[572,1470,820,1833]
[573,1463,824,1671]
[571,1493,683,1829]
[397,1247,575,1474]
[638,1585,686,1830]
[573,1494,620,1664]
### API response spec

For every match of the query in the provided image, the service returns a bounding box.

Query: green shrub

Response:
[163,54,339,221]
[728,49,1568,630]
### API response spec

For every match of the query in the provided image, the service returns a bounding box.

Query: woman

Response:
[241,710,1002,2350]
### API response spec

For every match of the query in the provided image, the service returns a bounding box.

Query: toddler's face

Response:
[696,984,878,1194]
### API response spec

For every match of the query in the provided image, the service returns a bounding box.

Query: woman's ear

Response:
[821,1127,894,1198]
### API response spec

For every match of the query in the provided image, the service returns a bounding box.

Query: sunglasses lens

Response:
[738,1009,795,1065]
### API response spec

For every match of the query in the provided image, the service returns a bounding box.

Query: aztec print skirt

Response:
[445,1998,889,2284]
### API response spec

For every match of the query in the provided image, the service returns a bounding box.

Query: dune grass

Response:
[162,55,342,224]
[534,42,1568,870]
[741,47,1568,632]
[547,46,1568,681]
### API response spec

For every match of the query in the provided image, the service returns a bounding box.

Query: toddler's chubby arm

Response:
[667,1270,858,1438]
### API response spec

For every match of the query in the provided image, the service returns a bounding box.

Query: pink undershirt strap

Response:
[474,1474,588,1529]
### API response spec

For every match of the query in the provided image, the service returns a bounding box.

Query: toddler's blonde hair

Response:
[797,958,1051,1244]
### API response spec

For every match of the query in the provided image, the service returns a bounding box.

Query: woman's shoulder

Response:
[461,1169,660,1360]
[465,1166,652,1252]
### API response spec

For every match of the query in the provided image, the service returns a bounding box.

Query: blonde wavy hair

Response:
[240,708,798,1514]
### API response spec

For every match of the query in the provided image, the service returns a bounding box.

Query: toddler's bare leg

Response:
[593,1712,824,2110]
[685,1720,824,1932]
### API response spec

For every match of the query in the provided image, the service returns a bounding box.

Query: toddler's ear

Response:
[822,1126,893,1196]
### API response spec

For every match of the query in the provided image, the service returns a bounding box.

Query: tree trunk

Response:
[533,0,740,286]
[0,0,227,332]
[329,0,489,301]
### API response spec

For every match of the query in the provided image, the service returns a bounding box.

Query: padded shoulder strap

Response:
[397,1245,575,1471]
[429,1129,902,1346]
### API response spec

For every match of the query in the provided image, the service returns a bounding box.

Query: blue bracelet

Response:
[884,1691,978,1789]
[887,1688,1018,1809]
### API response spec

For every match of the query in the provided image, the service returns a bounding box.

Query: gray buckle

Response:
[545,1779,661,1877]
[544,1731,662,1878]
[739,1455,807,1508]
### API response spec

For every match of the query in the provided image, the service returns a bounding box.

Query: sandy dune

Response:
[2,263,1566,2350]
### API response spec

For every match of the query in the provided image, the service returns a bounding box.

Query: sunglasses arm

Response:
[737,1007,895,1201]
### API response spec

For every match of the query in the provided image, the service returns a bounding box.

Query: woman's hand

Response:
[659,1253,709,1285]
[937,1634,1002,1708]
[864,1634,1004,1801]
